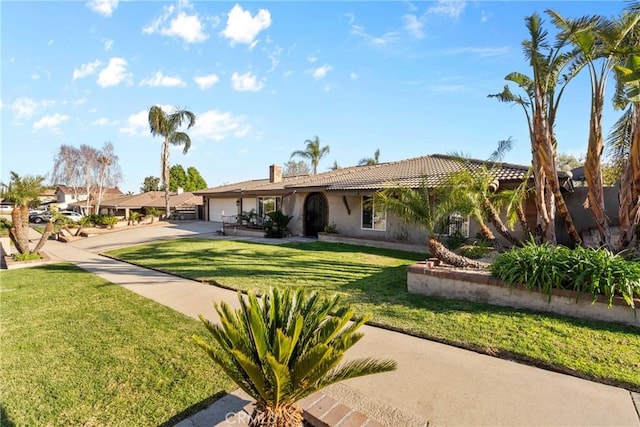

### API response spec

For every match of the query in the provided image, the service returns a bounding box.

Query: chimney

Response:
[176,187,184,194]
[269,164,282,183]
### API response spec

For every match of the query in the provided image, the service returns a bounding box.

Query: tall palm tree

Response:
[548,10,640,249]
[193,287,396,427]
[1,172,53,254]
[358,149,380,166]
[290,136,329,174]
[489,13,582,245]
[148,105,196,218]
[613,54,640,250]
[375,182,488,269]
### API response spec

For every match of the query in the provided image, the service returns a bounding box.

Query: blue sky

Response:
[1,1,629,193]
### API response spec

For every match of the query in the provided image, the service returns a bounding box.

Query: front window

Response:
[361,195,386,231]
[442,212,469,237]
[257,196,281,218]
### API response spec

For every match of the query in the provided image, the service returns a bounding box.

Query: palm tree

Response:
[328,160,340,171]
[1,172,53,255]
[375,182,488,269]
[148,106,196,218]
[193,287,396,427]
[441,140,522,247]
[358,149,380,166]
[290,136,329,174]
[613,54,640,251]
[489,13,582,245]
[548,10,640,248]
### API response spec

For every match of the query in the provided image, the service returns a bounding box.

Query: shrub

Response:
[128,212,142,225]
[445,229,467,250]
[13,252,42,261]
[324,222,338,234]
[459,241,493,259]
[264,210,293,238]
[193,288,396,426]
[491,241,640,308]
[101,216,119,229]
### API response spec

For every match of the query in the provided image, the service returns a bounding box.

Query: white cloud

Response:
[119,109,150,136]
[191,110,250,141]
[33,113,70,131]
[307,54,318,63]
[481,10,491,23]
[222,4,271,47]
[404,14,425,39]
[267,46,283,72]
[73,60,102,80]
[97,57,131,87]
[309,64,332,80]
[231,71,265,92]
[104,39,114,50]
[48,40,54,46]
[427,0,466,20]
[91,117,113,126]
[11,98,38,119]
[31,74,41,80]
[350,72,359,80]
[140,71,187,87]
[194,74,220,90]
[86,0,119,17]
[143,1,207,44]
[351,24,401,47]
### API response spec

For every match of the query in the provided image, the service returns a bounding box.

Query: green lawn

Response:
[106,239,640,391]
[0,264,233,426]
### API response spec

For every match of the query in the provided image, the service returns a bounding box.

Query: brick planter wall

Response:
[407,263,639,328]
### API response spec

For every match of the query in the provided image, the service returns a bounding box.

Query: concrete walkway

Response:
[19,222,640,426]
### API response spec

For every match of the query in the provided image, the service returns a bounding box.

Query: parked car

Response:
[57,210,84,222]
[30,211,53,223]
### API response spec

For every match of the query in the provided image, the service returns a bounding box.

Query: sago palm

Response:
[290,136,329,174]
[148,105,196,218]
[193,288,396,427]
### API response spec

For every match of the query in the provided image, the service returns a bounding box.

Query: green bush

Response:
[445,229,467,250]
[491,241,640,308]
[459,241,493,259]
[13,252,42,261]
[101,216,119,229]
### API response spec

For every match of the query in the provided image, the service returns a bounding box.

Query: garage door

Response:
[208,198,238,222]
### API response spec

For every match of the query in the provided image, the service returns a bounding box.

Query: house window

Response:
[361,195,386,231]
[257,196,281,218]
[446,212,469,237]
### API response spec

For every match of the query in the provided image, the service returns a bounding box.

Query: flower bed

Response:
[407,263,639,328]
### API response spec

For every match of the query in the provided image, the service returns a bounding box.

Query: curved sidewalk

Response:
[39,223,640,426]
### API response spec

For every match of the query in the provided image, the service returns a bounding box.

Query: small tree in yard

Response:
[193,287,396,427]
[1,172,53,255]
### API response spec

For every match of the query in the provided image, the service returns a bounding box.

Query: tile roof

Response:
[56,185,123,195]
[78,191,202,208]
[196,154,533,196]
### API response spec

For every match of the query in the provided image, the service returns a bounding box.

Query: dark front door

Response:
[304,192,327,237]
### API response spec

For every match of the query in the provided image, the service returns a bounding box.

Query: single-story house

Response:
[54,185,124,211]
[84,189,203,219]
[195,155,552,247]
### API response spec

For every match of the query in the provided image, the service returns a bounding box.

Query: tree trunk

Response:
[617,105,640,251]
[478,221,495,241]
[163,137,171,220]
[584,87,611,248]
[483,198,521,247]
[9,206,31,254]
[516,204,533,238]
[32,220,54,253]
[428,237,488,269]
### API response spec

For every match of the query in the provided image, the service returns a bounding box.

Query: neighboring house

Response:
[83,189,203,219]
[195,155,552,247]
[54,185,123,211]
